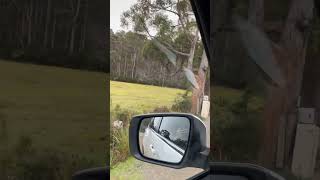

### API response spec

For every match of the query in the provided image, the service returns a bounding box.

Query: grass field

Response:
[0,60,108,165]
[110,81,187,113]
[110,81,189,180]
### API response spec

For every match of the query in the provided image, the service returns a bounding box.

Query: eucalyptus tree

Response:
[211,0,315,169]
[121,0,209,114]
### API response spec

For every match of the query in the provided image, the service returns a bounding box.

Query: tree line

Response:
[0,0,107,72]
[110,29,204,89]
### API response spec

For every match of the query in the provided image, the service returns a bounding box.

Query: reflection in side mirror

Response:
[138,116,190,163]
[129,113,208,169]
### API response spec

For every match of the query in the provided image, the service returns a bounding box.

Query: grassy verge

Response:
[110,81,186,112]
[110,157,143,180]
[110,81,190,177]
[0,60,108,178]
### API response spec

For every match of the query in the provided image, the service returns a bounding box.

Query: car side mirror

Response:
[129,113,209,169]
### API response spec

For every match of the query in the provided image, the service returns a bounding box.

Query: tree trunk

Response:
[191,50,209,114]
[51,14,56,48]
[69,25,77,54]
[21,8,26,48]
[80,0,88,51]
[44,0,51,47]
[259,0,314,168]
[27,0,33,46]
[69,0,81,55]
[131,51,137,79]
[187,30,198,70]
[123,56,127,78]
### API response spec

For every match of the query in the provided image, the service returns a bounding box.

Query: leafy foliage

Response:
[1,135,95,180]
[213,89,264,161]
[120,0,202,89]
[171,91,192,112]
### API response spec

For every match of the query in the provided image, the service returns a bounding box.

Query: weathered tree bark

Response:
[187,30,199,70]
[259,0,314,168]
[191,50,209,114]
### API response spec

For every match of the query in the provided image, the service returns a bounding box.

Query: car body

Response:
[141,116,190,163]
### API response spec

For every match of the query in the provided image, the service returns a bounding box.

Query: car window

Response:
[150,117,162,132]
[158,117,190,150]
[211,1,318,179]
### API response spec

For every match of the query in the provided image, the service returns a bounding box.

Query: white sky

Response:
[110,0,137,32]
[110,0,199,40]
[110,0,180,34]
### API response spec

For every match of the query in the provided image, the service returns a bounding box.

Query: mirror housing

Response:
[129,113,209,169]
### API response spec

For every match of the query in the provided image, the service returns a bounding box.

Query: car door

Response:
[155,116,190,163]
[143,117,162,159]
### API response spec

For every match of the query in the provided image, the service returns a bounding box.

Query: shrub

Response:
[110,129,130,168]
[213,90,262,162]
[171,91,192,112]
[112,105,138,128]
[110,105,138,167]
[1,135,95,180]
[152,106,171,113]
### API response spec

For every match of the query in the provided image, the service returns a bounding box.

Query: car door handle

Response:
[150,144,156,154]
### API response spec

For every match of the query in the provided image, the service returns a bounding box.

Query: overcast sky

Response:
[110,0,137,32]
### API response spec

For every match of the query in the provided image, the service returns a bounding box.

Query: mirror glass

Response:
[139,116,190,163]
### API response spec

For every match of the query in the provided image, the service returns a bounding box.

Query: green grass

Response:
[213,86,265,111]
[0,60,108,165]
[111,81,186,112]
[110,81,189,179]
[213,86,242,102]
[110,157,142,180]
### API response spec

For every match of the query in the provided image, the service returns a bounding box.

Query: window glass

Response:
[150,117,162,132]
[158,117,190,150]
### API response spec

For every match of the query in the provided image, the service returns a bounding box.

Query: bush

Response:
[171,91,192,112]
[110,105,139,167]
[152,106,171,113]
[0,135,95,180]
[110,129,130,168]
[213,89,262,162]
[112,105,138,128]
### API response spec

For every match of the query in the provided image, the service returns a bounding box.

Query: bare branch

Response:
[136,15,190,57]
